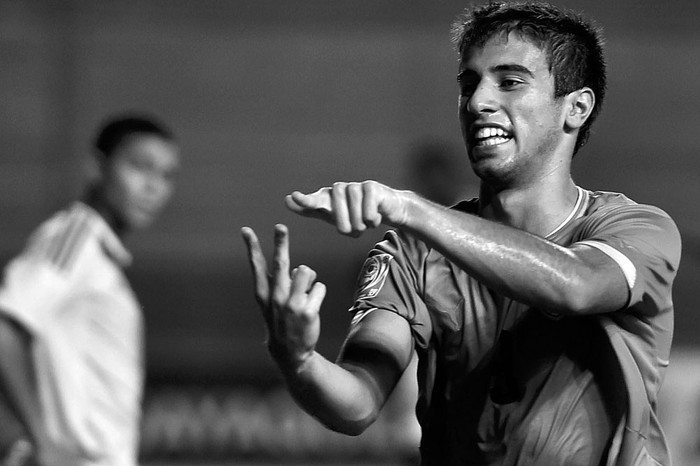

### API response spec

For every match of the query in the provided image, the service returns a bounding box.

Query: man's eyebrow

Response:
[492,63,534,77]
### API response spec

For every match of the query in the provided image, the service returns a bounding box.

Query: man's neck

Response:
[82,188,127,238]
[478,176,579,237]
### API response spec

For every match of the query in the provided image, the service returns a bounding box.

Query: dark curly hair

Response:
[452,1,606,154]
[94,113,174,158]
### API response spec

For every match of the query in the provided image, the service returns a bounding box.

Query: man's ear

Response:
[564,87,595,130]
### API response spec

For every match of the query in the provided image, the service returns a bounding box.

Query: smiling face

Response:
[458,32,571,188]
[100,133,180,231]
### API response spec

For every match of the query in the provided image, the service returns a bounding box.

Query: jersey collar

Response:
[73,202,133,267]
[545,186,587,239]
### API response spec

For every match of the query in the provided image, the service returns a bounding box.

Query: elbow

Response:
[316,396,382,436]
[557,293,594,316]
[327,412,379,436]
[554,277,615,316]
[344,411,381,436]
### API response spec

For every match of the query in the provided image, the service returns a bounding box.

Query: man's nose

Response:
[146,173,172,196]
[465,82,498,115]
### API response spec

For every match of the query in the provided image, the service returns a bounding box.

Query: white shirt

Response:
[0,202,143,466]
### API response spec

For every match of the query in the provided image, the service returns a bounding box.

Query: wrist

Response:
[268,342,315,377]
[393,190,426,230]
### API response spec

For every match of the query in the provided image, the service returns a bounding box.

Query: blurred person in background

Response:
[242,2,681,465]
[0,114,180,466]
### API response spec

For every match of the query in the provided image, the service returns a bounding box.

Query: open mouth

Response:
[473,126,512,147]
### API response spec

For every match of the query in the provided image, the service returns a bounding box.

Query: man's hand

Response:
[285,180,412,236]
[241,224,326,372]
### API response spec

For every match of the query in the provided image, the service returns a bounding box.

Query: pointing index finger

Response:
[272,224,292,301]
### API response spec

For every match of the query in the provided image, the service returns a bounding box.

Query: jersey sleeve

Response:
[575,203,681,314]
[348,229,433,347]
[0,235,82,335]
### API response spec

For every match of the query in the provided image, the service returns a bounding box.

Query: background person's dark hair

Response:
[451,1,607,154]
[94,114,174,158]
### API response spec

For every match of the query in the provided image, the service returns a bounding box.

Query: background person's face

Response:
[102,134,180,230]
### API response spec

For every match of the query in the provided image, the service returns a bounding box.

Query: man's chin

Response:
[469,159,513,186]
[126,213,157,231]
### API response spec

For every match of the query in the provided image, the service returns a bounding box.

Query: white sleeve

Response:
[0,256,71,335]
[577,240,637,290]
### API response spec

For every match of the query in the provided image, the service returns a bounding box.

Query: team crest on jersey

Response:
[355,253,392,301]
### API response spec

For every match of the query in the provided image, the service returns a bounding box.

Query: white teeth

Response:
[475,127,508,139]
[479,137,509,146]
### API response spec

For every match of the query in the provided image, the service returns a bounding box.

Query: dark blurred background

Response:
[1,0,699,464]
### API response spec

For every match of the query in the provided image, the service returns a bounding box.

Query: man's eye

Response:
[128,159,148,169]
[126,157,155,172]
[501,78,523,89]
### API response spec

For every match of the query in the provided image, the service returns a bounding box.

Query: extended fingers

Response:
[241,226,270,305]
[271,224,292,304]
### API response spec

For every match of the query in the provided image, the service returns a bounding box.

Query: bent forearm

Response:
[279,351,383,435]
[0,317,43,442]
[400,195,626,314]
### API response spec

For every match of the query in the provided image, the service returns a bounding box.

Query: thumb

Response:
[287,189,331,213]
[284,193,304,214]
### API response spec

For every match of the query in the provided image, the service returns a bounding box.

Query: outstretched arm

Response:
[286,181,629,315]
[241,224,413,435]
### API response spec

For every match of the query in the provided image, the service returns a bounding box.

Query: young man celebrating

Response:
[242,2,681,464]
[0,114,180,465]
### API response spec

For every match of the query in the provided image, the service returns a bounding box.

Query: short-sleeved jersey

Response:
[0,202,143,466]
[349,187,681,466]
